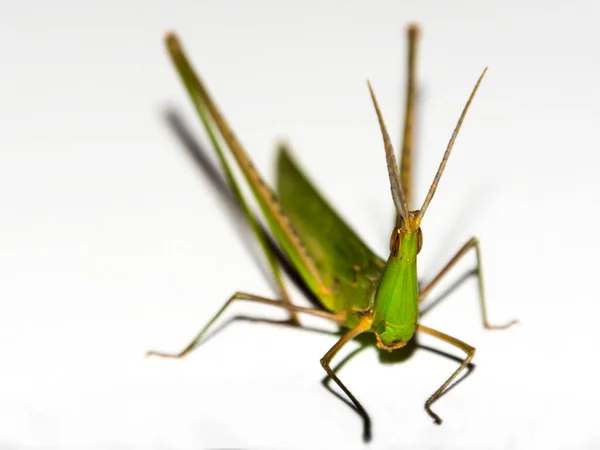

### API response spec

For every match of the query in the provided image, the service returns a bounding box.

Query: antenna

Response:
[368,81,410,220]
[417,68,488,219]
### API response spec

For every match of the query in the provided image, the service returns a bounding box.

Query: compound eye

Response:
[417,228,423,254]
[389,227,402,256]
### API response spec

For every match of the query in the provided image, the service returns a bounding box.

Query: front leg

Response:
[319,315,373,441]
[417,324,475,424]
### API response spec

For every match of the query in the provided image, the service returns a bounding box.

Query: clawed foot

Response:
[425,404,443,425]
[484,318,519,330]
[146,349,186,359]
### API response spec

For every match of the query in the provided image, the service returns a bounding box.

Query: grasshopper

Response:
[148,25,517,440]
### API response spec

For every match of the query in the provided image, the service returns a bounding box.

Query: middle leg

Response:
[419,236,517,329]
[148,291,344,359]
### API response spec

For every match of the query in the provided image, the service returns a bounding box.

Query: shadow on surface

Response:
[420,269,476,317]
[163,108,322,307]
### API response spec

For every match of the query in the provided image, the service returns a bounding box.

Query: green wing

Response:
[276,145,385,313]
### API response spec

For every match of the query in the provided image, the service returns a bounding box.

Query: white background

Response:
[0,1,598,449]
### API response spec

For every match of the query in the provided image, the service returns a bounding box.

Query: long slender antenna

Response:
[400,24,420,210]
[368,81,410,220]
[417,67,488,219]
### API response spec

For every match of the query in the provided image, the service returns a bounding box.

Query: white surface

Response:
[0,1,598,448]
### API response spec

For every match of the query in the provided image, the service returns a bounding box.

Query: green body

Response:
[278,148,419,346]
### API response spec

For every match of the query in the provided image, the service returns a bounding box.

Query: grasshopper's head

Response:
[367,70,487,349]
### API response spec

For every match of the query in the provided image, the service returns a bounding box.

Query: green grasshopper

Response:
[149,25,517,440]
